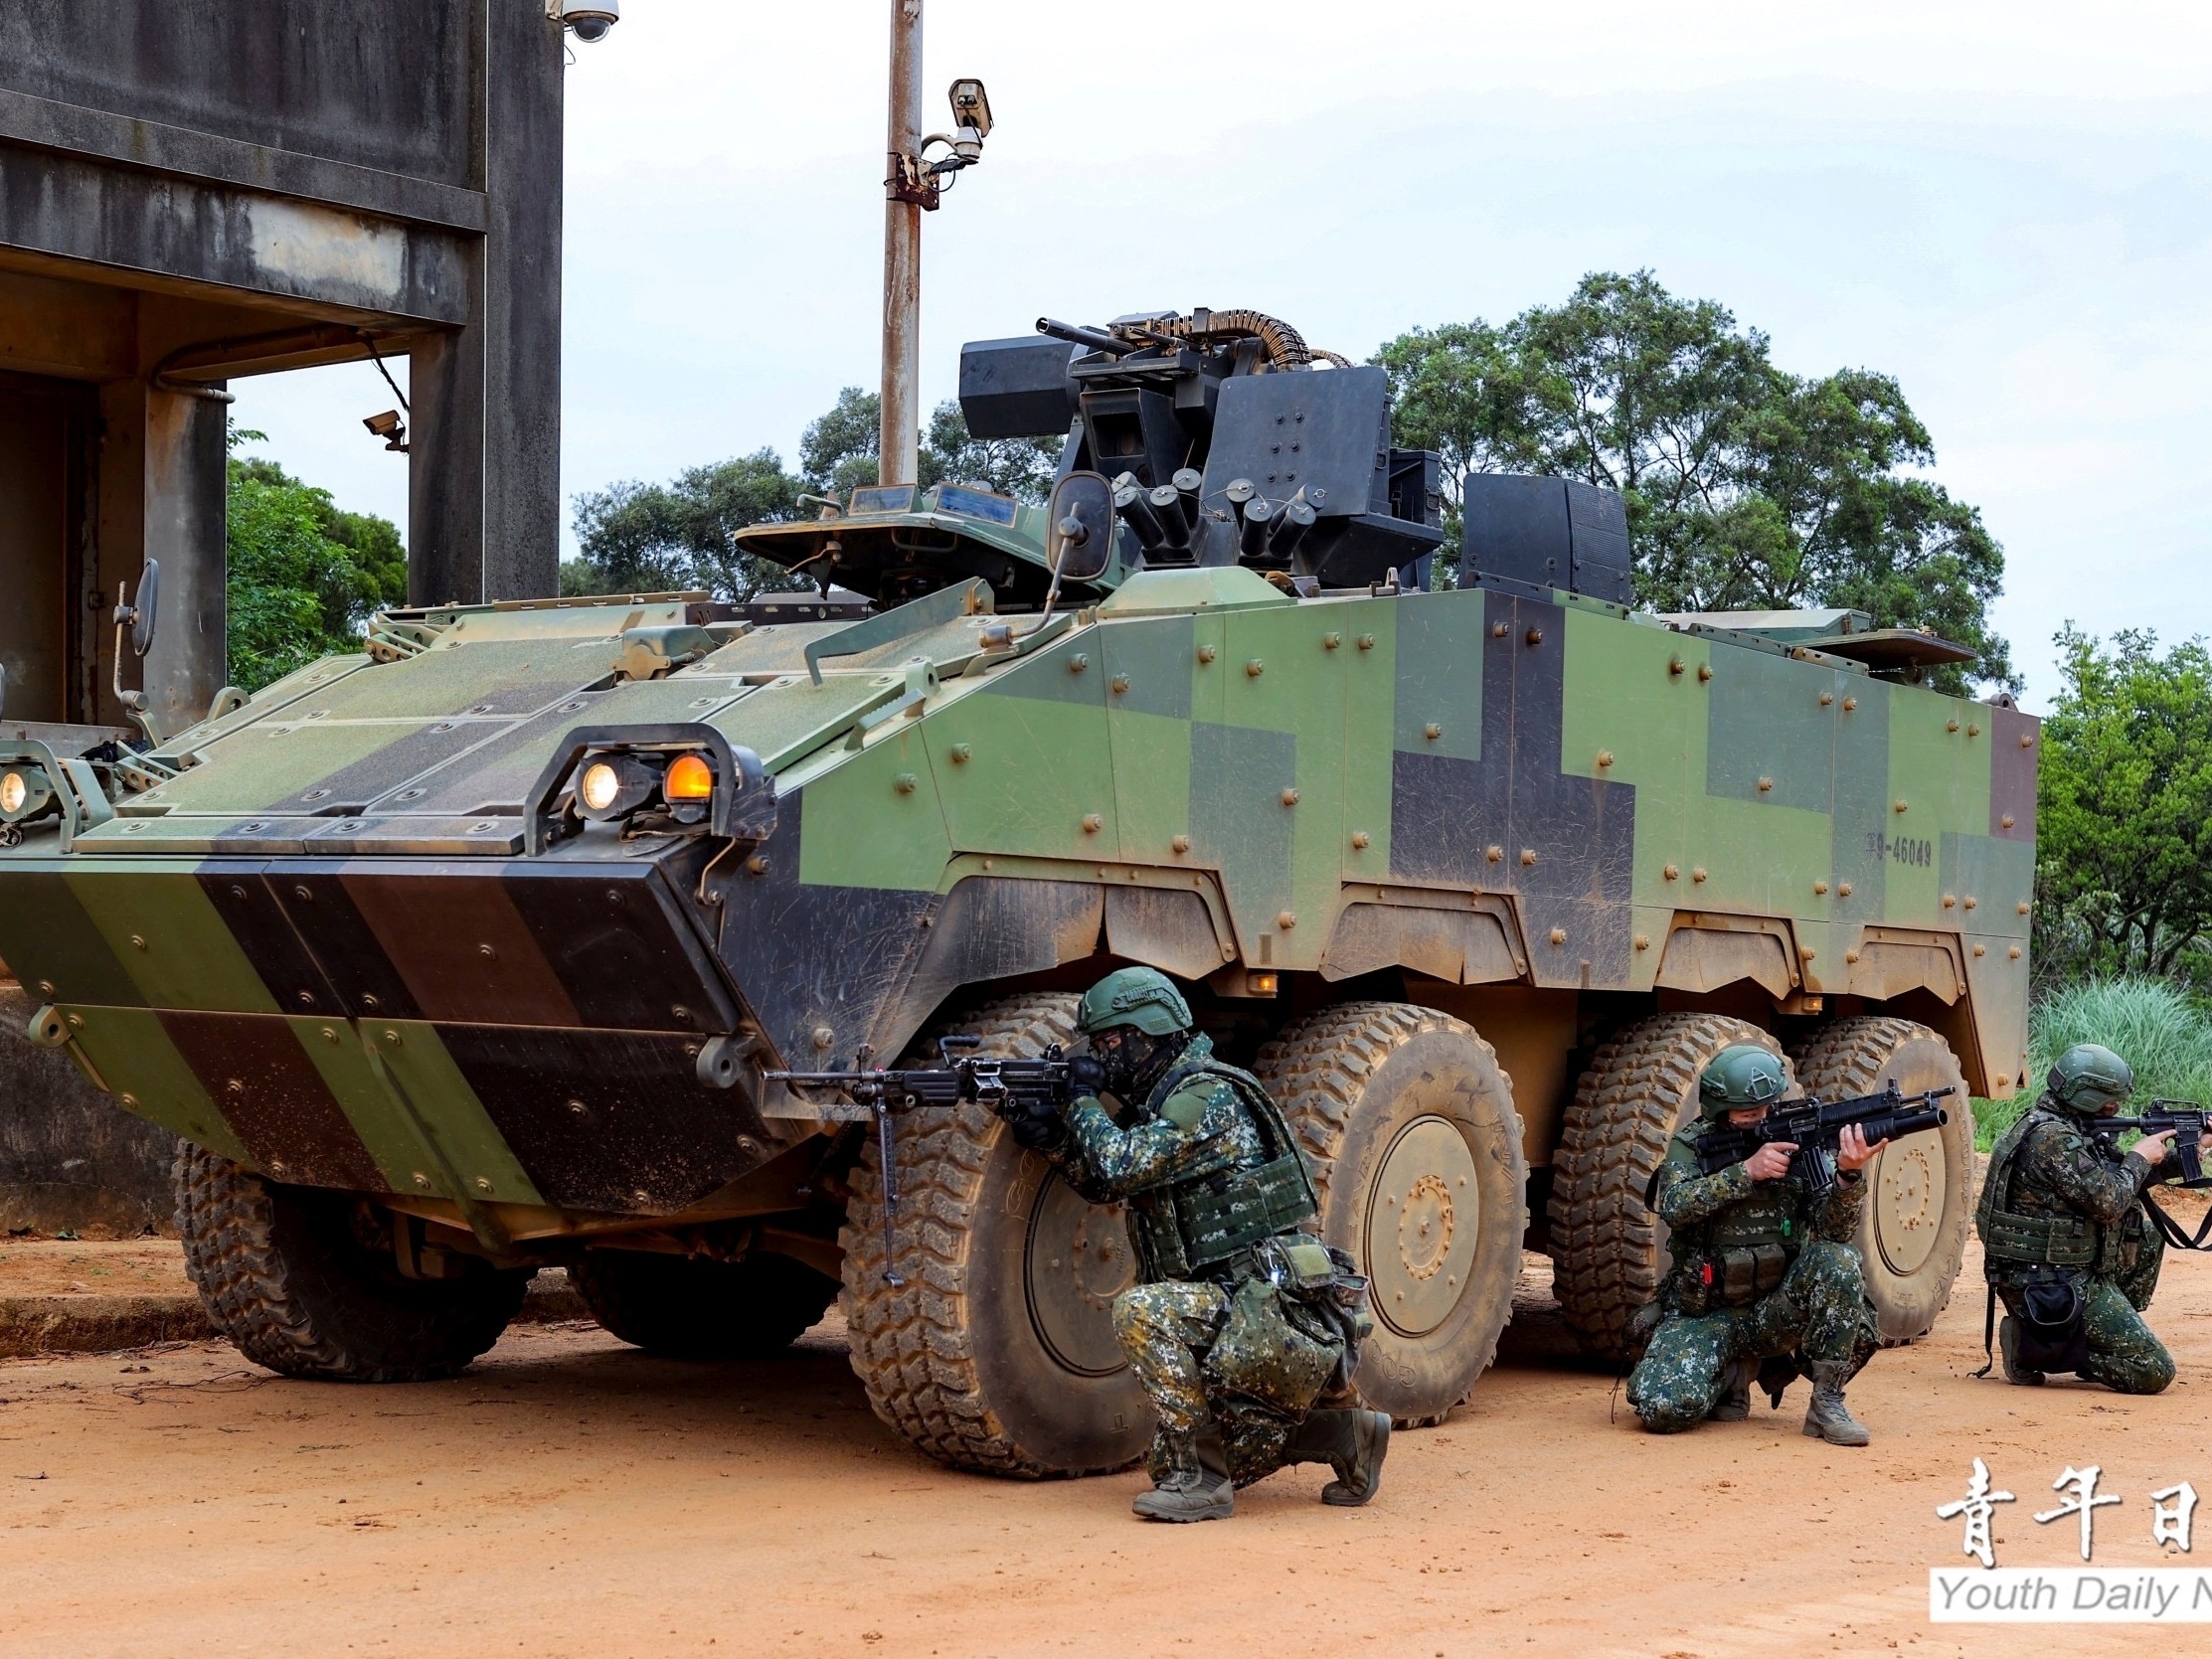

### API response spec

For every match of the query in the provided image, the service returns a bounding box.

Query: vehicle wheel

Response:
[1788,1016,1970,1343]
[572,1250,837,1359]
[838,993,1149,1477]
[1547,1014,1788,1364]
[1254,1002,1526,1426]
[174,1144,530,1382]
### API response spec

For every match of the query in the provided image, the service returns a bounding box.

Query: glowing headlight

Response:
[0,771,26,816]
[579,760,623,813]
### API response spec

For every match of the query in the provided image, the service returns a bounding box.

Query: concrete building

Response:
[0,0,569,735]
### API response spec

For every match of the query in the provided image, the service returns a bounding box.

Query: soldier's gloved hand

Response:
[1743,1141,1797,1182]
[1066,1053,1108,1100]
[1006,1099,1068,1155]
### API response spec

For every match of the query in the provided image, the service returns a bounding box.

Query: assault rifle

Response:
[2085,1102,2209,1191]
[766,1036,1076,1285]
[1687,1080,1955,1197]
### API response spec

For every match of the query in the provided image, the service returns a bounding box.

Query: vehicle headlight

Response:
[572,752,658,822]
[579,760,622,813]
[0,766,54,823]
[664,752,714,802]
[0,770,26,816]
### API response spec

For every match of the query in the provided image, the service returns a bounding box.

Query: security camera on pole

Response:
[880,0,992,488]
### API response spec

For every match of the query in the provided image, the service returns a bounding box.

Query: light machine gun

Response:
[1685,1081,1956,1197]
[767,1037,1077,1285]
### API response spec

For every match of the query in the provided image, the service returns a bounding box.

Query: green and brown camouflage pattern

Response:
[0,554,2035,1232]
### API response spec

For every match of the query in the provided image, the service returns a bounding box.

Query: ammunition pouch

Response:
[1202,1272,1342,1421]
[2010,1268,2094,1375]
[1674,1242,1790,1316]
[1977,1106,2135,1277]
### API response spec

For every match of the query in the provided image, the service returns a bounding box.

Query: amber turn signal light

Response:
[664,752,714,801]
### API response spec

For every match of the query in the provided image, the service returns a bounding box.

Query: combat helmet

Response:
[1076,966,1193,1039]
[1698,1045,1788,1119]
[2045,1043,2133,1116]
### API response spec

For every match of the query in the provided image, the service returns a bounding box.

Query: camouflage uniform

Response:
[1978,1096,2172,1395]
[1056,1033,1328,1486]
[1626,1143,1878,1433]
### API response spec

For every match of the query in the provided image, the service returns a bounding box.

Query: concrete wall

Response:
[0,985,176,1238]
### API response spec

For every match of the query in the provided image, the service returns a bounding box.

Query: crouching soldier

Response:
[1974,1043,2178,1394]
[1625,1045,1884,1444]
[1003,967,1387,1522]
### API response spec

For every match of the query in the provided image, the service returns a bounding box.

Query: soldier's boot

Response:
[1284,1409,1392,1506]
[1131,1426,1234,1523]
[1998,1316,2045,1387]
[1708,1359,1754,1422]
[1800,1361,1872,1447]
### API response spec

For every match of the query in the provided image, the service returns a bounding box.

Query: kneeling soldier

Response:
[1006,968,1388,1522]
[1625,1045,1884,1443]
[1974,1043,2178,1394]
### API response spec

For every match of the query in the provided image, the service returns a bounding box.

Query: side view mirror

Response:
[1046,472,1116,584]
[117,560,160,657]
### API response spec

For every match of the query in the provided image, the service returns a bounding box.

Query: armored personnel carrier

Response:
[0,309,2033,1474]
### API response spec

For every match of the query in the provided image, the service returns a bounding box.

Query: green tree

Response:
[225,451,408,692]
[1376,271,2014,691]
[566,392,1059,599]
[2034,627,2212,991]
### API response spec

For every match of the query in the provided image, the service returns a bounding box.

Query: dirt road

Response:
[2,1230,2206,1658]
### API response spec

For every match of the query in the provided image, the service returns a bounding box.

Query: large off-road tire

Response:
[1254,1002,1527,1425]
[1788,1016,1971,1343]
[838,993,1150,1477]
[174,1145,530,1382]
[1547,1014,1790,1364]
[572,1250,838,1359]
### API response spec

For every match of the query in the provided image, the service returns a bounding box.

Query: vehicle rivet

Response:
[1895,799,1909,813]
[1845,949,1861,964]
[1171,834,1191,854]
[475,1177,494,1193]
[746,855,768,874]
[1963,896,1977,910]
[1598,751,1615,768]
[1322,633,1341,650]
[1662,864,1679,881]
[1697,664,1713,682]
[362,994,380,1010]
[2017,901,2030,915]
[1493,622,1509,638]
[569,1099,588,1116]
[1691,867,1708,883]
[1668,655,1684,675]
[1280,788,1299,806]
[1351,831,1371,850]
[1486,846,1503,864]
[1839,882,1853,897]
[1814,881,1828,895]
[384,1030,402,1045]
[1068,654,1089,674]
[894,772,918,794]
[1549,927,1568,946]
[296,990,315,1006]
[1819,691,1833,706]
[1082,813,1104,834]
[2020,733,2033,747]
[949,744,971,763]
[2009,946,2022,959]
[1276,911,1296,930]
[812,1026,835,1051]
[1947,719,1960,733]
[36,980,53,995]
[632,1191,651,1207]
[66,1013,83,1029]
[129,934,147,951]
[2001,813,2015,829]
[413,1173,432,1189]
[1633,934,1649,950]
[1967,724,1981,738]
[321,1027,338,1044]
[1525,628,1543,646]
[1843,696,1857,711]
[226,1078,244,1093]
[1356,635,1374,651]
[479,942,497,958]
[1424,723,1442,740]
[1197,645,1216,664]
[1800,945,1816,961]
[1246,659,1265,677]
[1519,849,1537,867]
[120,1093,138,1108]
[1942,894,1957,908]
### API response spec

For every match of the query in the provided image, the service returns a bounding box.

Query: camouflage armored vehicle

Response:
[0,308,2034,1475]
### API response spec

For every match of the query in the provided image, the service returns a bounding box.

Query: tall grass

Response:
[1974,977,2212,1147]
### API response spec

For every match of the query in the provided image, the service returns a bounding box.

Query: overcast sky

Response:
[232,0,2212,712]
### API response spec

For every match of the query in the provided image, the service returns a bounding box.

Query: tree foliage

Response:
[1376,270,2013,691]
[564,393,1060,600]
[225,452,408,693]
[2034,627,2212,991]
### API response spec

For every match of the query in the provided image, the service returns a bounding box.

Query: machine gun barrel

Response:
[1690,1082,1956,1196]
[1037,317,1143,356]
[2086,1102,2209,1187]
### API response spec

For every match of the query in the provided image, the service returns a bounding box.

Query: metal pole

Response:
[880,0,924,488]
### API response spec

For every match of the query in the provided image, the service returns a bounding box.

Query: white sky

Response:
[232,0,2212,712]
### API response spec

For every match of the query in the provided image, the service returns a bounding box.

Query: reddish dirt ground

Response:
[1,1216,2207,1658]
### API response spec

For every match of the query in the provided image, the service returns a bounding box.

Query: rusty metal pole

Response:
[880,0,924,488]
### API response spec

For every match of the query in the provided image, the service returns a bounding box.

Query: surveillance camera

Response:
[556,1,618,42]
[948,79,992,140]
[363,410,409,452]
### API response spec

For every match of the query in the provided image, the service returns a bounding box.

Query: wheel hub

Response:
[1366,1116,1480,1338]
[1025,1173,1132,1377]
[1872,1133,1944,1277]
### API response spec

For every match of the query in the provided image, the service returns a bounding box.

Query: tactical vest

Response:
[1124,1049,1319,1282]
[1656,1133,1801,1316]
[1976,1107,2140,1276]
